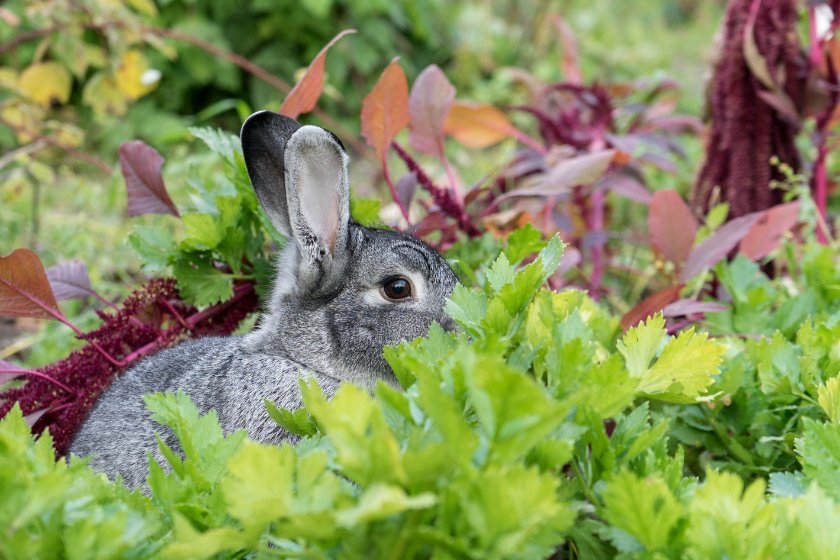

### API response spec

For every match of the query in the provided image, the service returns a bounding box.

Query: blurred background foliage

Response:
[0,0,725,364]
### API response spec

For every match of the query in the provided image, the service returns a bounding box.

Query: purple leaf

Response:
[119,140,180,218]
[555,246,582,277]
[0,358,23,386]
[681,213,764,281]
[395,171,418,211]
[663,298,730,318]
[497,150,616,201]
[24,407,49,428]
[409,65,456,159]
[46,259,95,301]
[600,174,652,204]
[637,152,679,174]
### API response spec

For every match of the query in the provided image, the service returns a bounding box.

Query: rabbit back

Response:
[68,336,340,489]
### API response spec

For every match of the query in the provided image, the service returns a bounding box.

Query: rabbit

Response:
[68,111,459,490]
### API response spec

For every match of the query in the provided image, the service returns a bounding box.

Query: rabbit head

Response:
[240,111,458,390]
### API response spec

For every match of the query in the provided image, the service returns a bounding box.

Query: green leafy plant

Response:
[2,231,840,558]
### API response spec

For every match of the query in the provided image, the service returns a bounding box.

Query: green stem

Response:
[571,459,597,504]
[699,405,755,466]
[386,509,423,560]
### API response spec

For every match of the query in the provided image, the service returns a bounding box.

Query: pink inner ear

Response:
[295,141,344,257]
[327,195,339,253]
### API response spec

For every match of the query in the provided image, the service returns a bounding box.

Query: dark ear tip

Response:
[240,111,301,144]
[323,129,346,154]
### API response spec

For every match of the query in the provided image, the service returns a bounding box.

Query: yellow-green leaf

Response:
[82,72,128,116]
[18,62,72,107]
[115,50,159,100]
[819,376,840,425]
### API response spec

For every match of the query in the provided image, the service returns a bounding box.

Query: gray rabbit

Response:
[69,111,458,489]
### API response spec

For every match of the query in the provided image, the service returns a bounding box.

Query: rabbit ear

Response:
[240,111,302,237]
[284,125,350,263]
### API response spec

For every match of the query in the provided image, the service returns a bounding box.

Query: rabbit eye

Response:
[382,277,412,301]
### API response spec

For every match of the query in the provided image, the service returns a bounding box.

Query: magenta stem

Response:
[814,144,829,245]
[383,156,411,225]
[120,283,255,365]
[442,155,463,205]
[809,8,822,68]
[0,367,75,395]
[93,291,120,312]
[509,128,548,155]
[588,134,608,288]
[0,278,123,368]
[49,401,74,414]
[51,312,123,368]
[158,296,190,329]
[590,189,606,287]
[94,292,144,327]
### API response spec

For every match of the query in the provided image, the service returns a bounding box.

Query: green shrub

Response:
[3,231,840,558]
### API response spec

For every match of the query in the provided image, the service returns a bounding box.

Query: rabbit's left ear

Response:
[284,125,351,264]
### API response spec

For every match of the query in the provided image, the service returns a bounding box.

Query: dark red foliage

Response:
[0,278,257,455]
[511,83,614,150]
[691,0,803,219]
[391,142,481,237]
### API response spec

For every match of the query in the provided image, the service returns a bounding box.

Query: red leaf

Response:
[550,14,582,84]
[663,298,729,318]
[361,58,411,162]
[408,65,456,159]
[279,29,356,119]
[0,249,59,320]
[620,284,685,330]
[739,201,801,260]
[681,212,764,281]
[46,259,95,301]
[119,140,180,218]
[648,190,696,267]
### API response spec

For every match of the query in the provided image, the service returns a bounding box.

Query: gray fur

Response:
[68,111,458,490]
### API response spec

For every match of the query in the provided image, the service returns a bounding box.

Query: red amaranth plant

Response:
[0,273,257,455]
[691,0,804,221]
[359,24,699,299]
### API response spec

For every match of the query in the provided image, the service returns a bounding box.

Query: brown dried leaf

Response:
[0,249,59,320]
[119,140,180,218]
